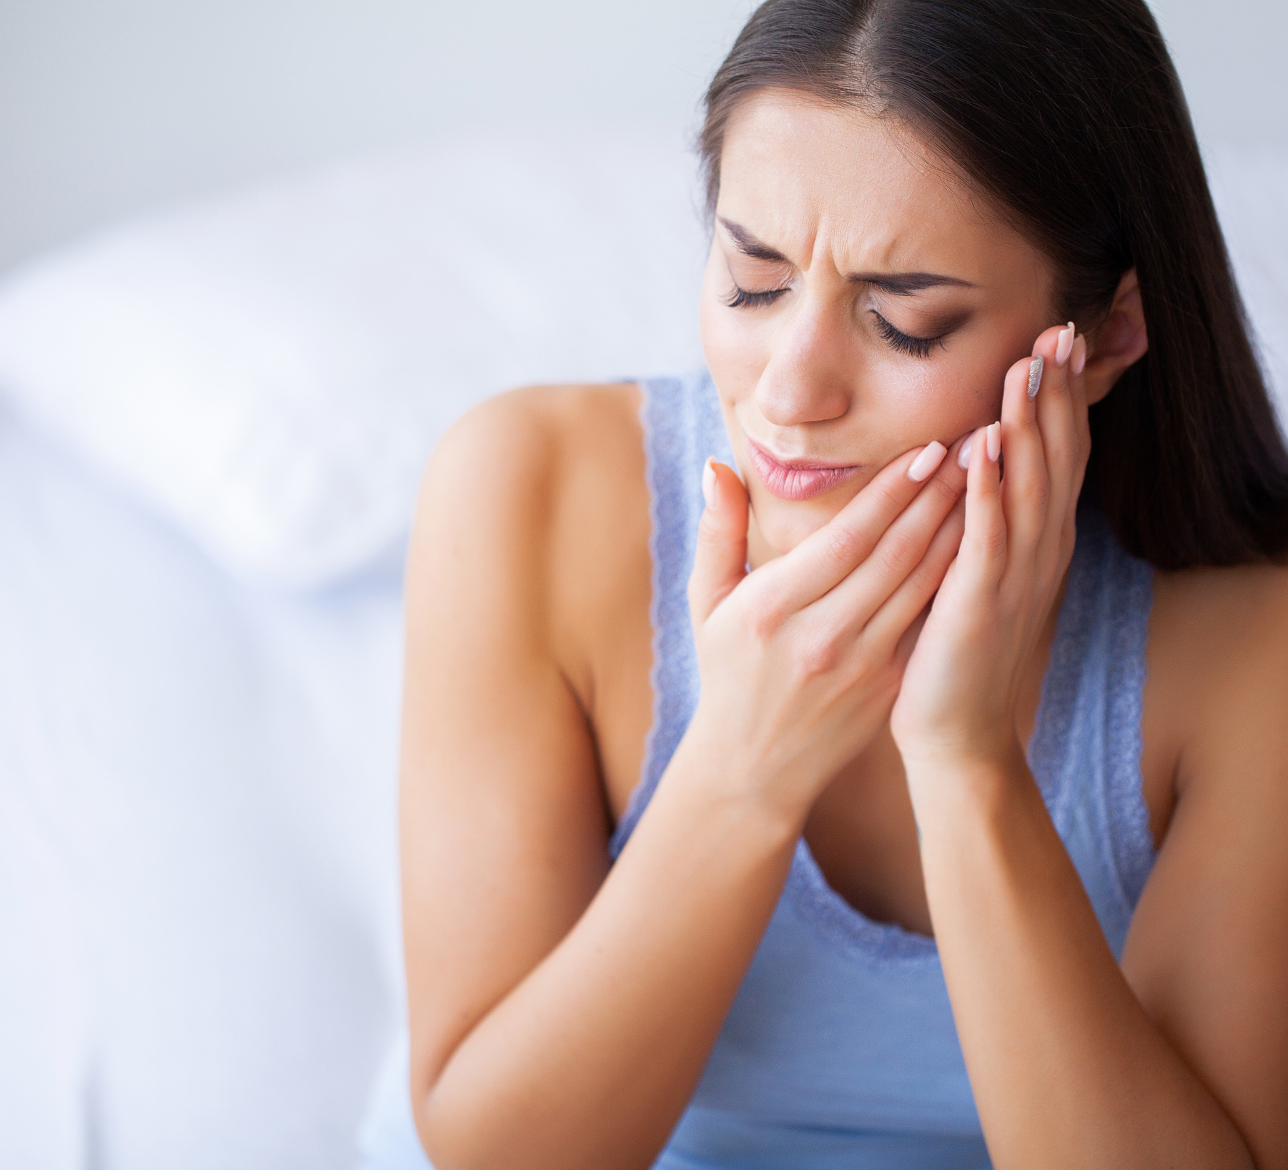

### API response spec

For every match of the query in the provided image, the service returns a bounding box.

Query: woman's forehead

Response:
[717,89,1037,283]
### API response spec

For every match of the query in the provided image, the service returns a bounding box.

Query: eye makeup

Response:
[722,283,791,310]
[720,274,963,360]
[871,312,946,359]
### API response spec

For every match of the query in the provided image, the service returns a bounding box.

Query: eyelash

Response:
[873,312,944,359]
[723,284,947,360]
[723,284,790,310]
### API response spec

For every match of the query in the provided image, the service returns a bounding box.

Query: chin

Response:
[751,494,845,558]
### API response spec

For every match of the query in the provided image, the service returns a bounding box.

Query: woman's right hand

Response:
[684,439,969,827]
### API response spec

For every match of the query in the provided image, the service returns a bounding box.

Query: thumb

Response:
[688,458,749,624]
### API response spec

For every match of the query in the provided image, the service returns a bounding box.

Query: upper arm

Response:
[1123,569,1288,1169]
[399,389,611,1103]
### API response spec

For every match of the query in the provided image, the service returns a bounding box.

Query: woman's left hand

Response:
[890,322,1089,776]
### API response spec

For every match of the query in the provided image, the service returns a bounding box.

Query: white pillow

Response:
[0,132,708,590]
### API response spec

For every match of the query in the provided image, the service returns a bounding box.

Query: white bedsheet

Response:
[0,402,406,1170]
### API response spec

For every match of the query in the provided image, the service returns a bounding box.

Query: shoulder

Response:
[1149,560,1288,793]
[422,381,644,510]
[409,382,650,693]
[416,381,646,558]
[1151,559,1288,685]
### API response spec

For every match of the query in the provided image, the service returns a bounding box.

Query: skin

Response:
[399,90,1288,1170]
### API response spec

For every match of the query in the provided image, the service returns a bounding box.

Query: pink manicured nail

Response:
[907,441,947,482]
[1026,355,1044,399]
[702,458,717,507]
[986,421,1001,462]
[1071,335,1087,375]
[957,436,973,469]
[1056,322,1075,366]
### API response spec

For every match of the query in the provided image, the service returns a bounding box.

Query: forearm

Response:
[908,753,1253,1170]
[419,735,799,1170]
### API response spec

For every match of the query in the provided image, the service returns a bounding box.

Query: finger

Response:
[1032,323,1081,568]
[1000,346,1049,559]
[687,459,749,623]
[814,434,969,633]
[892,596,933,673]
[754,440,950,613]
[864,491,966,654]
[1067,333,1091,518]
[960,421,1006,589]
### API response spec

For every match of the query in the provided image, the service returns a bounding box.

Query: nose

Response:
[753,294,853,427]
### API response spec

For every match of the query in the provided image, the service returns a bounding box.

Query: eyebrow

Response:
[717,217,975,294]
[719,217,788,262]
[848,271,974,294]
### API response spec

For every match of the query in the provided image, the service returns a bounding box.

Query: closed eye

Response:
[872,312,946,359]
[724,283,790,310]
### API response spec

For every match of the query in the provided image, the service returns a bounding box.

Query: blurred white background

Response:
[2,5,1286,1168]
[2,0,1287,274]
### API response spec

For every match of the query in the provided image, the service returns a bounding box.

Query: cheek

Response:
[871,321,1036,442]
[847,352,997,452]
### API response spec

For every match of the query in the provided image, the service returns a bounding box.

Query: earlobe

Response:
[1082,268,1149,406]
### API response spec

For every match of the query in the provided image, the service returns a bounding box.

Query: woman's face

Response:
[700,89,1057,562]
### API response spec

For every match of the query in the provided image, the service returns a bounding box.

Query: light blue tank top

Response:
[354,368,1157,1170]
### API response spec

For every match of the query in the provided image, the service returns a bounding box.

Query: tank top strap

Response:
[609,369,732,857]
[1027,506,1157,935]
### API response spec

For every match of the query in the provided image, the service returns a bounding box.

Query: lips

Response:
[745,438,862,502]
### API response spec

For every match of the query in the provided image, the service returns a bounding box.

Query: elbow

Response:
[413,1082,515,1170]
[413,1088,474,1170]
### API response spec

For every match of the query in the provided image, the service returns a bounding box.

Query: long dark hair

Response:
[699,0,1288,569]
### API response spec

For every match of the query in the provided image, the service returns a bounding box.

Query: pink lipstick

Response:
[746,438,862,502]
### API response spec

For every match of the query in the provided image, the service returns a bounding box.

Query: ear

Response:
[1083,268,1149,405]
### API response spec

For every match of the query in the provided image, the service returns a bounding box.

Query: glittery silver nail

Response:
[1026,355,1044,399]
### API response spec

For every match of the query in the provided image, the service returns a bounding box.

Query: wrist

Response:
[659,725,809,851]
[901,737,1030,834]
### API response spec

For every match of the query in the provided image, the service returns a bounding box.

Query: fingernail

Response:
[1027,355,1044,399]
[702,458,717,508]
[1071,335,1087,376]
[986,421,1001,462]
[957,436,973,469]
[1056,322,1075,366]
[907,440,947,482]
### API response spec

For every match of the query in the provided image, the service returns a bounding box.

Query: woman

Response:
[386,1,1288,1167]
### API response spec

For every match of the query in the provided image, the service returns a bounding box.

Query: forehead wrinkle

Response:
[815,204,910,283]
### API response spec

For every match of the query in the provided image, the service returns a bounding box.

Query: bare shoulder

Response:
[1149,559,1288,791]
[420,381,646,535]
[411,381,650,699]
[1151,558,1288,685]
